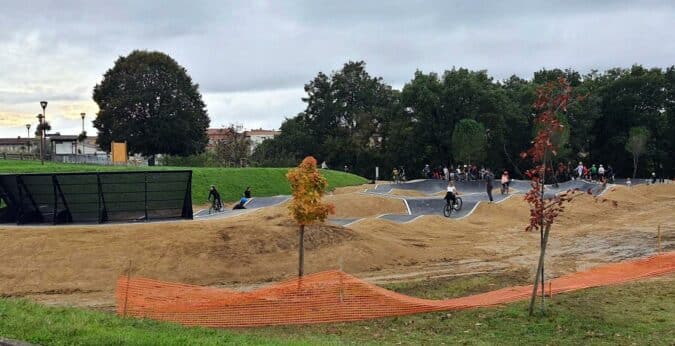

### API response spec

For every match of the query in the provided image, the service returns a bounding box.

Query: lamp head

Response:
[81,112,86,119]
[40,101,48,109]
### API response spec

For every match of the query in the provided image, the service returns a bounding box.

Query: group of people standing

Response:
[423,164,491,182]
[573,162,614,182]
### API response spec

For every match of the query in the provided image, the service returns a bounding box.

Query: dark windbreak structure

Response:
[0,171,192,225]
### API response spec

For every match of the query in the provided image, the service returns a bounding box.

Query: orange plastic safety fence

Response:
[116,252,675,328]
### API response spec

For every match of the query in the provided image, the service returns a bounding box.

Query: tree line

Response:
[252,61,674,180]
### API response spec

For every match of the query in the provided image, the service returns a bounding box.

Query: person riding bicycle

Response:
[501,170,510,194]
[208,185,222,211]
[444,181,459,206]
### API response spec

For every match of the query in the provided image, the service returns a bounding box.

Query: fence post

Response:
[16,175,23,224]
[52,175,58,224]
[144,172,148,222]
[123,260,132,317]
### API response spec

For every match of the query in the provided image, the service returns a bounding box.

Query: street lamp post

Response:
[80,112,86,155]
[40,101,48,123]
[36,114,44,165]
[25,124,31,154]
[40,101,48,161]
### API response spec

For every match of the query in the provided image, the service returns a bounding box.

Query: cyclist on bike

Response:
[444,180,459,206]
[208,185,222,211]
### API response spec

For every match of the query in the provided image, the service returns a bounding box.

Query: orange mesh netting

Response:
[116,252,675,328]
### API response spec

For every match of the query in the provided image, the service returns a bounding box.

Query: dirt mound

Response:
[331,185,374,195]
[0,204,360,302]
[0,183,672,309]
[325,193,407,218]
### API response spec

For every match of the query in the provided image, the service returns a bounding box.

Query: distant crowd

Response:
[390,161,668,185]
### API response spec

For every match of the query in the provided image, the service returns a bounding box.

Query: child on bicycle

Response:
[208,185,222,211]
[444,181,459,206]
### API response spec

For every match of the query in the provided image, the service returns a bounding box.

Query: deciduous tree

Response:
[451,118,487,164]
[625,126,650,179]
[286,156,335,277]
[522,77,585,315]
[93,50,210,158]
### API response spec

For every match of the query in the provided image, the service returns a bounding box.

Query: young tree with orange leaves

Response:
[287,156,335,277]
[522,77,585,315]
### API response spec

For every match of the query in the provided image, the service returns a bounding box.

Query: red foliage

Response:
[522,77,580,232]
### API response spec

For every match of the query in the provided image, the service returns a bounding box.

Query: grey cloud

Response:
[0,0,674,137]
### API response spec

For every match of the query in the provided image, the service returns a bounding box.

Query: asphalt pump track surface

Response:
[193,179,624,226]
[331,178,615,225]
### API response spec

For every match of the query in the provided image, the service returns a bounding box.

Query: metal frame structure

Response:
[0,171,192,225]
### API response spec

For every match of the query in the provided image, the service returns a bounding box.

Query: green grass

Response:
[0,299,297,346]
[251,273,675,345]
[0,160,368,204]
[1,273,672,345]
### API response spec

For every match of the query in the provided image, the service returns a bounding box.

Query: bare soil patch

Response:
[325,193,407,217]
[0,184,672,309]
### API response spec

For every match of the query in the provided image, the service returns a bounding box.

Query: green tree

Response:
[93,50,210,158]
[451,119,487,164]
[34,122,51,137]
[592,65,666,176]
[625,127,650,179]
[250,116,314,167]
[299,61,393,176]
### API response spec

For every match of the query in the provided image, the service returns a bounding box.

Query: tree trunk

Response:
[539,160,546,313]
[529,223,552,315]
[503,143,524,178]
[298,224,305,277]
[632,155,638,179]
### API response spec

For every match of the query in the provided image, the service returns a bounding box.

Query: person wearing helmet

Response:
[208,185,222,211]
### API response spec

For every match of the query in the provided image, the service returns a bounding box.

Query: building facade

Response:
[0,138,39,153]
[244,129,280,153]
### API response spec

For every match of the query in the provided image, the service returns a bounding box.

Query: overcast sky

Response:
[1,0,673,138]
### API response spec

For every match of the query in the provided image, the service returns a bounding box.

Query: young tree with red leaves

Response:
[287,156,335,277]
[522,77,585,315]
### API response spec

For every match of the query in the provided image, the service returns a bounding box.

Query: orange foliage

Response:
[286,156,335,225]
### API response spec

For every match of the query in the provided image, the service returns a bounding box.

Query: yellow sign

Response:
[111,141,128,164]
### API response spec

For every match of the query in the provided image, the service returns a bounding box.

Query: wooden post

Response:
[657,224,661,255]
[298,225,305,277]
[123,260,132,317]
[549,281,552,298]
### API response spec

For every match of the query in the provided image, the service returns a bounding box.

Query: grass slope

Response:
[254,272,675,345]
[0,160,367,204]
[0,273,672,345]
[0,299,295,346]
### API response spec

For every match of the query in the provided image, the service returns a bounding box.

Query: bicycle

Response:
[208,199,223,214]
[443,196,463,217]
